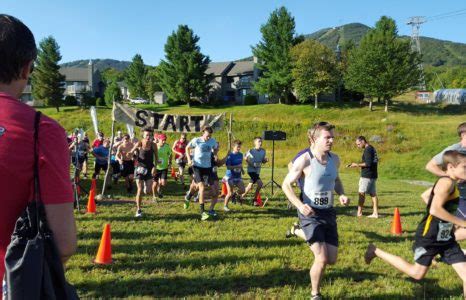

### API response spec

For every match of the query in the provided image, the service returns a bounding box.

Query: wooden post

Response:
[228,113,232,151]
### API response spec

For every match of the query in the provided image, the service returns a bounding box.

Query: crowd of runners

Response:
[68,126,268,220]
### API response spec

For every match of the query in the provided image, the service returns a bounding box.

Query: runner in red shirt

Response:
[92,131,105,148]
[0,14,77,290]
[172,133,188,187]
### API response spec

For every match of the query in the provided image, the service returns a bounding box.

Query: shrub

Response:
[64,95,77,106]
[96,97,106,106]
[244,94,258,105]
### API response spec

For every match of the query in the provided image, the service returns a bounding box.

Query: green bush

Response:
[81,94,96,107]
[96,97,106,106]
[64,95,77,106]
[244,94,258,105]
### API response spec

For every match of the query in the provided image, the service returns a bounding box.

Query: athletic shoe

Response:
[208,210,218,217]
[201,212,210,221]
[285,222,300,238]
[83,174,88,179]
[152,196,158,203]
[158,192,164,199]
[223,206,231,212]
[184,199,190,209]
[311,293,322,300]
[184,191,192,202]
[253,201,259,206]
[135,209,142,218]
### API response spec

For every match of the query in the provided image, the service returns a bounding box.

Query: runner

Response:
[282,121,349,300]
[348,136,379,218]
[92,131,105,149]
[365,150,466,297]
[184,148,198,208]
[91,138,110,179]
[110,130,124,183]
[186,126,219,220]
[116,134,135,193]
[82,132,90,178]
[242,136,268,205]
[153,133,172,200]
[172,133,188,187]
[69,133,90,177]
[223,140,245,212]
[130,128,158,217]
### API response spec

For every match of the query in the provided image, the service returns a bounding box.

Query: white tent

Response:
[433,89,466,105]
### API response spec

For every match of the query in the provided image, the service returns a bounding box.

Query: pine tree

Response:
[104,81,122,104]
[345,16,422,111]
[31,36,65,112]
[145,66,161,103]
[125,54,148,99]
[157,25,212,106]
[252,7,297,104]
[291,39,340,108]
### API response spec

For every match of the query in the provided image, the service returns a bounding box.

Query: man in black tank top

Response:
[365,151,466,297]
[130,128,158,218]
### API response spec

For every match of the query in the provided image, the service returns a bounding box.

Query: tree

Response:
[157,25,212,106]
[125,54,148,99]
[252,7,298,104]
[104,81,122,104]
[31,36,65,112]
[101,67,124,85]
[145,66,161,103]
[291,39,340,108]
[344,16,422,112]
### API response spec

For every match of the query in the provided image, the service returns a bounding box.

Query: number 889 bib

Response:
[307,190,334,209]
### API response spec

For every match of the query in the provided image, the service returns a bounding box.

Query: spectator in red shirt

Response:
[0,14,77,288]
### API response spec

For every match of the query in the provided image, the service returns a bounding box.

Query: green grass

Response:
[39,102,466,298]
[67,170,465,299]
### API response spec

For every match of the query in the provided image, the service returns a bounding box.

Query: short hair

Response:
[356,136,367,142]
[123,134,130,139]
[233,139,242,147]
[307,121,335,142]
[254,136,262,141]
[457,122,466,137]
[143,127,153,133]
[202,126,213,134]
[0,15,37,84]
[442,150,466,171]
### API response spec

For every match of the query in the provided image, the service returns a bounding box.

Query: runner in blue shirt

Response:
[223,140,245,212]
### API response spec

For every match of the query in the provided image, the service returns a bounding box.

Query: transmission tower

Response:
[407,16,427,90]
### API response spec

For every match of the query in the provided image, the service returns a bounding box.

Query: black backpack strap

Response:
[33,111,42,232]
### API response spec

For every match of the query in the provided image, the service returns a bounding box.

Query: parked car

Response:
[129,97,149,104]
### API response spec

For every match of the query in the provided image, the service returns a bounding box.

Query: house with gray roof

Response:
[21,60,103,103]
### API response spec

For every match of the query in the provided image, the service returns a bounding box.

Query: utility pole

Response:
[407,16,427,90]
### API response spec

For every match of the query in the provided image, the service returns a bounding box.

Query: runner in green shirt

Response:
[153,133,172,200]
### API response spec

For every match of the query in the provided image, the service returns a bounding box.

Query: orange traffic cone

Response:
[256,193,263,207]
[94,223,112,264]
[220,182,228,197]
[87,183,96,214]
[171,167,176,179]
[390,207,402,235]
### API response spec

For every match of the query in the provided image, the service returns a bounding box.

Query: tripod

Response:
[262,138,282,195]
[262,130,286,205]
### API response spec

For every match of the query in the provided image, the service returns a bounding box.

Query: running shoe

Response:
[223,206,231,212]
[201,212,210,221]
[208,210,218,217]
[158,192,164,199]
[285,222,300,238]
[135,209,142,218]
[184,191,192,202]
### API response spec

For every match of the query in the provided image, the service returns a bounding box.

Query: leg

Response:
[368,194,379,218]
[451,262,466,298]
[456,227,466,242]
[135,179,143,211]
[178,166,185,185]
[357,192,365,217]
[152,177,159,199]
[365,244,429,280]
[224,181,233,207]
[242,182,254,198]
[198,182,205,205]
[209,181,219,211]
[237,181,245,202]
[254,179,263,200]
[309,242,329,296]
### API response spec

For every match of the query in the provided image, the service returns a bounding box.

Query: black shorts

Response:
[94,163,108,175]
[72,156,85,169]
[154,169,168,181]
[193,166,214,185]
[188,166,194,176]
[298,208,338,247]
[176,158,186,169]
[413,241,466,266]
[134,166,152,181]
[121,160,135,177]
[111,160,120,175]
[248,172,261,184]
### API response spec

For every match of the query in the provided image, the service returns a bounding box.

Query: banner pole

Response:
[101,102,116,197]
[228,113,232,151]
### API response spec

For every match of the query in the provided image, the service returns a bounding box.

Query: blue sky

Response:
[2,0,465,66]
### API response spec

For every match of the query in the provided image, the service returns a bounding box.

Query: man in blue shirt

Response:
[186,126,219,220]
[223,140,245,212]
[92,139,110,179]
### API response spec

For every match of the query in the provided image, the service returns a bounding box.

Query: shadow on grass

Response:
[356,230,414,243]
[390,101,466,116]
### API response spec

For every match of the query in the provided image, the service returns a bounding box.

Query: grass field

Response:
[39,101,466,298]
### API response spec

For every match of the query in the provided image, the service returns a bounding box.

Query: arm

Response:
[172,141,183,157]
[421,187,433,204]
[429,178,466,227]
[426,158,447,177]
[186,146,193,166]
[44,203,77,263]
[115,145,123,164]
[282,156,313,215]
[333,154,350,205]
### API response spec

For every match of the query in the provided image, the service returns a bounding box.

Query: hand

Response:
[263,158,269,163]
[298,204,314,216]
[187,160,193,167]
[349,163,358,168]
[339,195,350,206]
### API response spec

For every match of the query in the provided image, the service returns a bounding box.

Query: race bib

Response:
[309,190,334,209]
[437,222,453,242]
[136,166,148,176]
